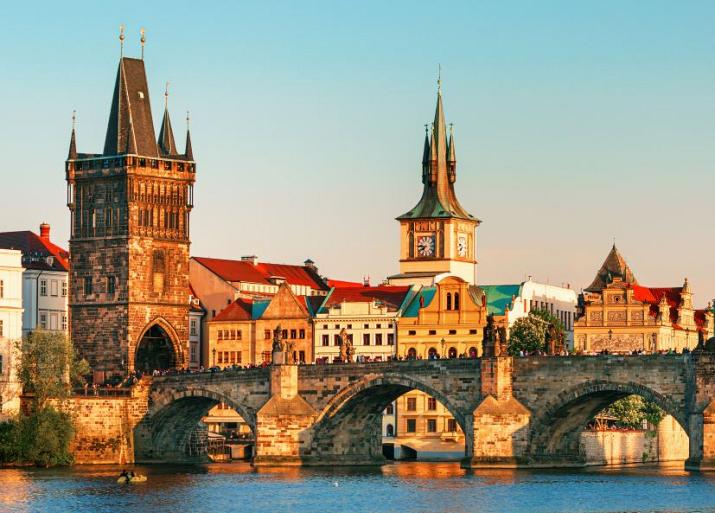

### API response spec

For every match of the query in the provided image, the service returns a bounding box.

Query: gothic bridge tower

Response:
[66,45,196,375]
[389,80,480,286]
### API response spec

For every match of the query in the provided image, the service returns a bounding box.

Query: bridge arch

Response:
[138,387,258,462]
[307,372,470,464]
[527,379,688,464]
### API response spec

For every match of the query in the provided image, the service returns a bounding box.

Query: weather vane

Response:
[119,25,125,57]
[140,28,146,59]
[72,110,76,131]
[437,63,442,93]
[164,82,170,109]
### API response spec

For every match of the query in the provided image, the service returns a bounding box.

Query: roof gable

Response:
[261,283,309,320]
[0,231,69,272]
[585,245,637,292]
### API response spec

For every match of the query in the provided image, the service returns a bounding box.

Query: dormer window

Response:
[138,91,144,99]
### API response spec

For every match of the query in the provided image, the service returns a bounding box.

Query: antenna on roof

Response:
[140,28,146,59]
[119,25,125,58]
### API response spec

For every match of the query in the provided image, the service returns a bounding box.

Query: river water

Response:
[2,462,715,513]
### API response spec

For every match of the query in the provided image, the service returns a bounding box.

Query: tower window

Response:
[446,292,452,310]
[107,276,116,295]
[84,277,93,295]
[454,292,460,310]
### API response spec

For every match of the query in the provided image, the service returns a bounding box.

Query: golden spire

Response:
[119,25,125,57]
[140,28,146,59]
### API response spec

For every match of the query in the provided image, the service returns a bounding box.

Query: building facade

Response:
[0,224,69,336]
[188,288,205,370]
[574,244,713,353]
[389,83,480,286]
[207,282,316,368]
[313,285,414,363]
[66,52,196,376]
[482,278,578,348]
[0,250,23,417]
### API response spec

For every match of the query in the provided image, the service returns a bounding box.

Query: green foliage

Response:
[0,420,20,463]
[530,309,565,335]
[15,330,88,409]
[16,407,74,466]
[508,315,548,354]
[604,395,665,429]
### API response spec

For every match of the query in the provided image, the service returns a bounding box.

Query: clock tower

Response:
[388,82,480,286]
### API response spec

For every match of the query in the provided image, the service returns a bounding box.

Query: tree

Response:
[508,315,548,355]
[603,395,665,429]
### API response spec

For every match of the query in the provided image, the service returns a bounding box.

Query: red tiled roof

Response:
[213,298,253,322]
[324,285,412,312]
[326,279,365,288]
[632,285,683,324]
[193,257,328,291]
[0,231,69,272]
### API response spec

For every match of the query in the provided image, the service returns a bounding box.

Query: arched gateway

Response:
[134,320,184,373]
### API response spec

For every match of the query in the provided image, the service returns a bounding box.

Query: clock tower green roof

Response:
[397,84,478,223]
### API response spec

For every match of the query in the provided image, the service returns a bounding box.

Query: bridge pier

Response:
[462,357,532,468]
[253,364,317,467]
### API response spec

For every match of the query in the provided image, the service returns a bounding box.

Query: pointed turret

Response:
[185,128,193,161]
[447,124,456,183]
[158,84,177,156]
[68,126,77,160]
[397,82,475,221]
[584,243,638,292]
[103,57,159,157]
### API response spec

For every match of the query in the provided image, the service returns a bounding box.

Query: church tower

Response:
[66,44,196,375]
[389,81,480,286]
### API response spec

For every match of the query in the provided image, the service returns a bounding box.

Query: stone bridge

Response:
[132,354,715,469]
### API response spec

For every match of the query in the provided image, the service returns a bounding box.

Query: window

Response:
[386,424,394,437]
[447,419,457,432]
[40,312,47,329]
[0,320,3,337]
[84,277,92,295]
[190,345,197,362]
[347,324,352,329]
[427,397,437,410]
[469,329,477,335]
[107,276,116,295]
[334,324,340,329]
[190,320,197,336]
[427,419,437,433]
[282,329,288,339]
[446,292,452,310]
[237,330,242,340]
[334,334,341,346]
[298,350,305,363]
[449,329,457,335]
[428,330,436,336]
[218,330,224,341]
[323,324,328,329]
[0,355,3,375]
[265,330,271,340]
[322,334,329,347]
[51,280,58,296]
[375,333,383,346]
[363,323,369,329]
[290,329,297,339]
[62,315,68,331]
[0,280,4,298]
[454,293,460,310]
[376,323,381,329]
[387,333,394,345]
[406,397,417,411]
[408,330,416,336]
[61,281,67,297]
[299,329,305,339]
[363,333,370,346]
[406,419,416,433]
[385,403,394,415]
[40,280,47,296]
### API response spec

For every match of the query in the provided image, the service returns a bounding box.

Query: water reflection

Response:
[2,462,715,513]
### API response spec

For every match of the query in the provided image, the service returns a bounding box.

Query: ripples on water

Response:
[2,463,715,513]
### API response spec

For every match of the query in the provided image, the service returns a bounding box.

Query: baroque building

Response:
[389,82,480,286]
[574,244,713,353]
[0,249,23,417]
[66,52,196,376]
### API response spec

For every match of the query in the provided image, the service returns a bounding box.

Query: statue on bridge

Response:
[338,328,354,363]
[271,324,296,365]
[545,323,564,355]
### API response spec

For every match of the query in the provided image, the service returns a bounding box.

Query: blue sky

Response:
[1,1,714,304]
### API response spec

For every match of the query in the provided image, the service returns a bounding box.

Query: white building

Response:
[312,285,415,363]
[0,224,69,336]
[188,287,205,370]
[0,249,24,417]
[481,278,578,348]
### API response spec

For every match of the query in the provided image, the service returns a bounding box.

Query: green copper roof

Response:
[402,286,437,318]
[481,284,522,316]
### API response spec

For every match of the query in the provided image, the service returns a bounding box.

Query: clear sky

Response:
[1,1,714,305]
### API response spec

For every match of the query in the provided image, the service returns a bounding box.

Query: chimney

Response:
[363,275,370,287]
[39,223,51,241]
[241,255,258,266]
[304,259,317,272]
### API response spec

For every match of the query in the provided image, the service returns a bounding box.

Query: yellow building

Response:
[574,244,714,353]
[207,282,317,367]
[391,389,465,460]
[397,276,487,359]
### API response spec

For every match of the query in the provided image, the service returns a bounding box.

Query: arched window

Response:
[448,347,457,358]
[428,347,438,359]
[386,424,394,437]
[454,292,460,310]
[468,346,478,358]
[407,347,417,359]
[385,403,394,415]
[446,293,452,310]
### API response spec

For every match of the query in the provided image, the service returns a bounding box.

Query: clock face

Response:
[457,236,468,257]
[417,235,435,257]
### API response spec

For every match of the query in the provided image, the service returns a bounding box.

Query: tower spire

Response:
[185,110,194,160]
[447,123,456,183]
[68,110,77,159]
[158,82,177,156]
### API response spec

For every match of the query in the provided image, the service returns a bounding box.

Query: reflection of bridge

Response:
[132,355,715,469]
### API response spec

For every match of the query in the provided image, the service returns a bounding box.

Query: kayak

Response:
[117,474,147,484]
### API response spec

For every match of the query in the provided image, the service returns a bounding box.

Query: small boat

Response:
[117,474,147,484]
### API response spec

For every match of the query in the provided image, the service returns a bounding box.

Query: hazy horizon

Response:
[1,1,713,306]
